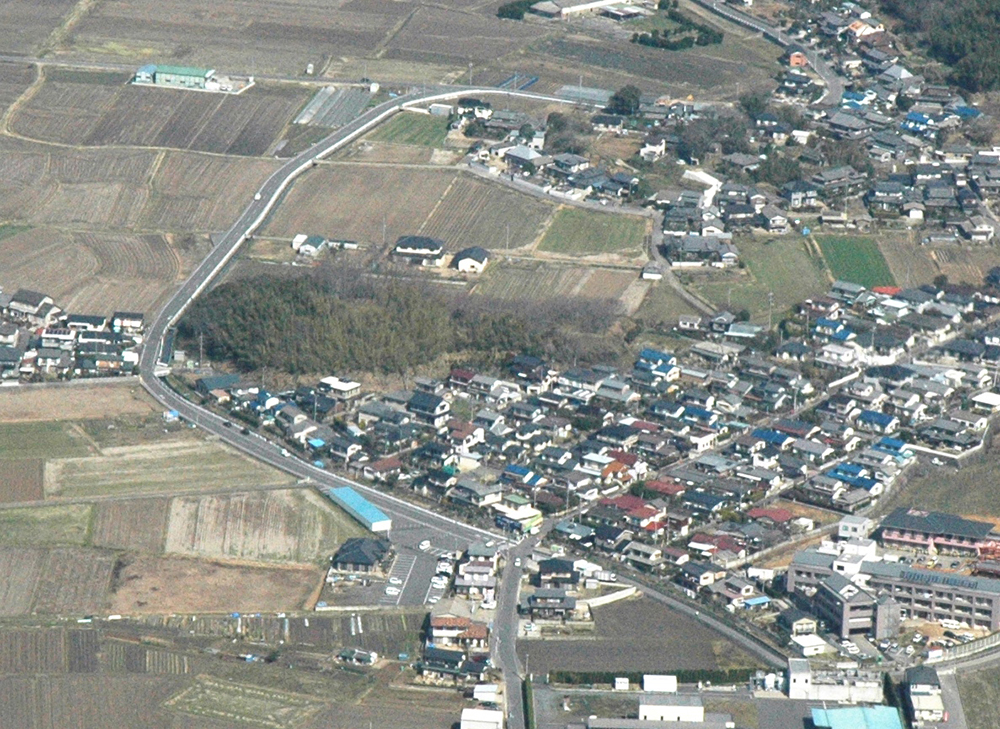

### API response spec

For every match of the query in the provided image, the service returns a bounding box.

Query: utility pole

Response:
[768,291,774,331]
[506,222,510,250]
[468,62,473,86]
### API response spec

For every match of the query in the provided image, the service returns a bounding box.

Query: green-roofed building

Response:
[135,64,215,89]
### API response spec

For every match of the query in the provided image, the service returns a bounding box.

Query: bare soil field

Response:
[476,260,636,305]
[263,164,458,246]
[165,677,324,728]
[164,489,366,564]
[91,498,171,553]
[0,675,183,729]
[420,174,555,250]
[0,1,75,55]
[11,73,307,157]
[0,382,155,423]
[45,437,296,499]
[68,0,401,76]
[0,226,181,316]
[109,555,322,614]
[33,547,117,615]
[0,63,36,117]
[0,459,44,503]
[386,6,547,64]
[516,595,758,674]
[0,629,68,674]
[0,548,46,616]
[142,151,282,232]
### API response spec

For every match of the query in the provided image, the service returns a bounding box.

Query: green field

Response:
[895,447,1000,519]
[959,668,1000,729]
[815,235,896,289]
[367,112,449,147]
[537,208,647,256]
[0,503,92,546]
[0,422,89,460]
[0,224,31,243]
[694,235,830,324]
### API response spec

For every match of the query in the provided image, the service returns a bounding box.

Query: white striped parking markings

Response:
[379,554,417,606]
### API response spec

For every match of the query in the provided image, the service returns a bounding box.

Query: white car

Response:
[431,577,449,588]
[418,540,431,551]
[389,577,403,586]
[514,558,522,568]
[384,586,401,596]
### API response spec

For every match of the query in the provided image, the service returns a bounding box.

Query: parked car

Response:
[385,586,401,596]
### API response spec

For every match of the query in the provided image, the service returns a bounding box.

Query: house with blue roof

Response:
[752,428,794,450]
[682,405,719,428]
[857,409,899,434]
[637,348,676,367]
[901,111,934,134]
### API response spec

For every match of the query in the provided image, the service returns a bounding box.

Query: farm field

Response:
[165,677,324,728]
[163,489,366,564]
[0,422,89,460]
[109,556,322,614]
[0,459,44,503]
[11,72,307,156]
[0,382,155,423]
[516,596,759,674]
[0,504,91,547]
[536,208,648,258]
[0,629,69,674]
[420,174,554,250]
[0,675,183,729]
[0,63,36,116]
[0,2,74,56]
[366,112,449,147]
[90,498,171,553]
[45,437,296,499]
[384,5,547,66]
[960,667,1000,729]
[814,234,896,289]
[67,0,404,76]
[33,548,117,615]
[476,261,636,304]
[0,548,47,617]
[694,235,830,323]
[262,164,458,245]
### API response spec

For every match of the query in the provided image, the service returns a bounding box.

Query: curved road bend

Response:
[690,0,844,104]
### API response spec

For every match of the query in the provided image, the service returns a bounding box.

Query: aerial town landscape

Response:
[3,0,1000,728]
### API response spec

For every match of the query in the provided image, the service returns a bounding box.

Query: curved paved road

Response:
[690,0,844,104]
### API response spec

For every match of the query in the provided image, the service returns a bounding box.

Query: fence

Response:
[926,630,1000,664]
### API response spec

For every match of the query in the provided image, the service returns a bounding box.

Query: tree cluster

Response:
[880,0,1000,92]
[497,0,534,20]
[631,9,723,51]
[179,269,622,376]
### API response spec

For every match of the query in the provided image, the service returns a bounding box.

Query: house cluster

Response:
[417,544,500,684]
[781,507,1000,654]
[0,287,145,379]
[391,234,491,274]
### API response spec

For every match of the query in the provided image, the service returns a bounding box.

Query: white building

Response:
[460,707,504,729]
[638,694,704,722]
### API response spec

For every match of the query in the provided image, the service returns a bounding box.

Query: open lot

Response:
[263,164,457,247]
[109,556,322,614]
[537,208,648,258]
[476,260,636,305]
[897,441,1000,519]
[814,234,896,288]
[0,63,36,117]
[45,437,296,499]
[11,72,307,156]
[0,383,156,423]
[516,596,758,674]
[163,489,365,564]
[959,667,1000,729]
[694,235,830,323]
[366,112,449,147]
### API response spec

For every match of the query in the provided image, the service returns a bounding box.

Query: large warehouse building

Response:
[134,64,216,89]
[323,486,392,533]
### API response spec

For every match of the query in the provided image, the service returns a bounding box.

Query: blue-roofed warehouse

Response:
[811,706,904,729]
[323,486,392,532]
